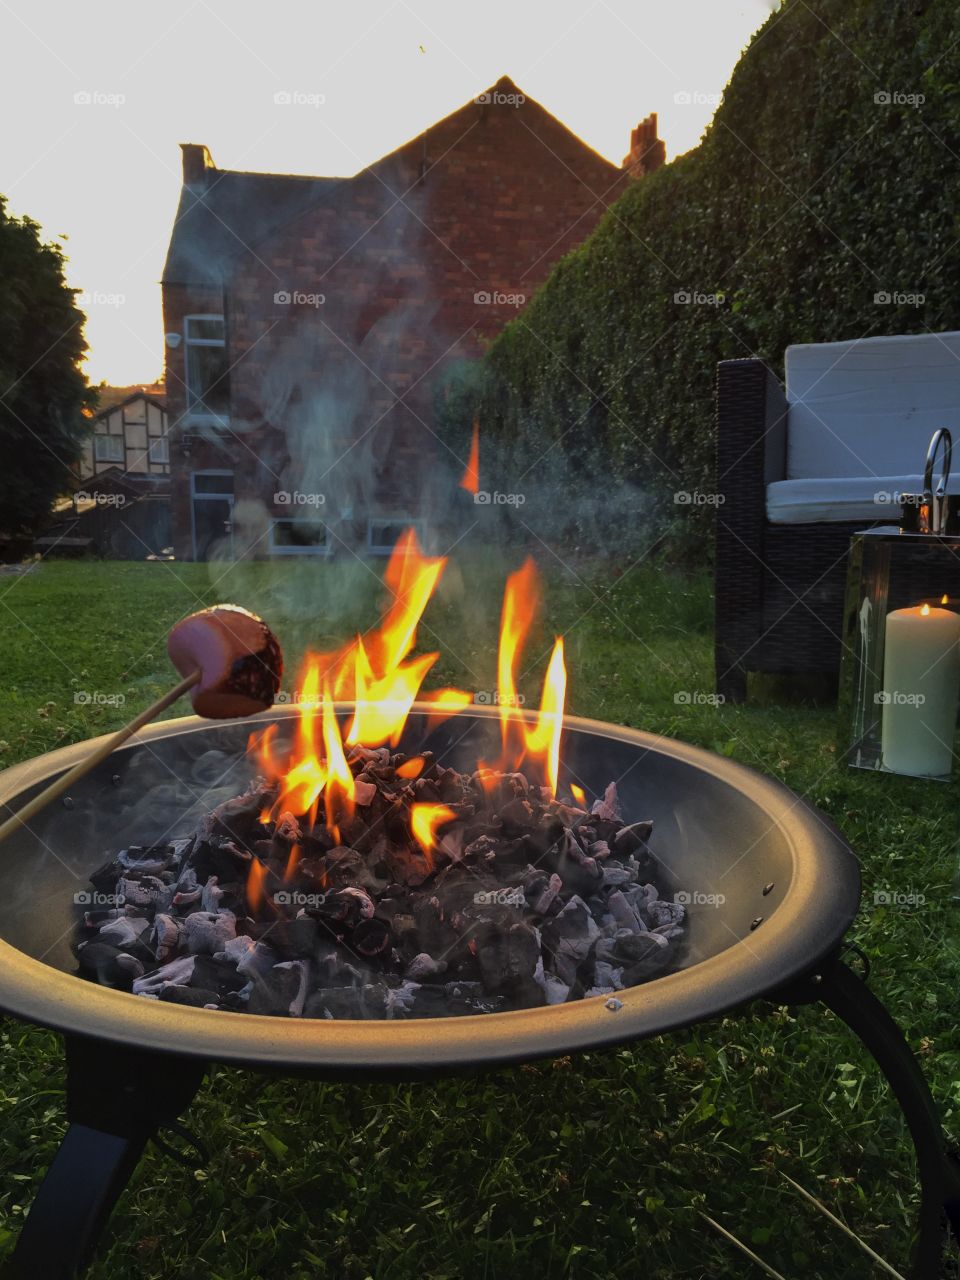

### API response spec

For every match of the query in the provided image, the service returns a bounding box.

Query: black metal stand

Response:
[780,954,960,1280]
[3,959,957,1278]
[3,1037,205,1280]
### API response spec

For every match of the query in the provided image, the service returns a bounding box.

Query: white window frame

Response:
[94,433,124,463]
[183,314,229,425]
[367,517,426,556]
[269,517,331,557]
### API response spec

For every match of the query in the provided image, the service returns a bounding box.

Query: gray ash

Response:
[71,750,688,1019]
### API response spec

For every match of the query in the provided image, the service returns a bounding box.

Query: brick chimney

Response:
[180,143,216,187]
[622,114,665,178]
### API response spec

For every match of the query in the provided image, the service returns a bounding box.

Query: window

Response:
[149,436,170,464]
[94,434,124,462]
[184,315,230,421]
[270,518,329,556]
[367,518,425,555]
[191,471,234,496]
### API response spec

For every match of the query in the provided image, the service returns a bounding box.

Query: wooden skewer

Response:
[779,1172,906,1280]
[0,670,201,845]
[698,1212,788,1280]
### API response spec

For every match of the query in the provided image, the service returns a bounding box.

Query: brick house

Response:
[161,77,664,560]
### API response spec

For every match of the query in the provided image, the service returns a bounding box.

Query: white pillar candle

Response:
[881,603,960,777]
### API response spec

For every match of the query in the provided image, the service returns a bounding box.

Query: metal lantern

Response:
[838,526,960,779]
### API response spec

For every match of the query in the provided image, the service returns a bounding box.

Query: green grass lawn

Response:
[0,557,957,1279]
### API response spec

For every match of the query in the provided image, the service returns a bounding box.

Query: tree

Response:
[0,195,91,546]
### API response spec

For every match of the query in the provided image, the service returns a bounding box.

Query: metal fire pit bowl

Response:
[0,706,955,1279]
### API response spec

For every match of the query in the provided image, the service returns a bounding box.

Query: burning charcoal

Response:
[473,920,544,1005]
[199,778,279,843]
[617,935,676,985]
[159,985,221,1009]
[132,955,197,995]
[235,940,279,981]
[184,910,237,955]
[216,934,255,966]
[589,840,611,860]
[349,918,392,960]
[405,952,448,982]
[644,896,685,929]
[76,941,144,988]
[353,778,378,807]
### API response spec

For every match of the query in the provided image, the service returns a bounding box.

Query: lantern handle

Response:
[922,428,952,534]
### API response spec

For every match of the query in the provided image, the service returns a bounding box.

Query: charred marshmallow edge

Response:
[167,604,283,718]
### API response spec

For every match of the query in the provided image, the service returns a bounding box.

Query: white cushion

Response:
[766,472,960,525]
[785,332,960,480]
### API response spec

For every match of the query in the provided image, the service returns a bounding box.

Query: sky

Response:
[1,0,779,386]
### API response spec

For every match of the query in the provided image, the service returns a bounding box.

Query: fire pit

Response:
[0,706,957,1278]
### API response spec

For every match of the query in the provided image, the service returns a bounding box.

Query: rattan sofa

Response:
[714,333,960,702]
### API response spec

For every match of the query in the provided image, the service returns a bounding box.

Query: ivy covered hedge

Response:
[438,0,960,553]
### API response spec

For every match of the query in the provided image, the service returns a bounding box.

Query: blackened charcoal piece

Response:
[247,964,303,1016]
[349,917,392,959]
[88,857,125,894]
[76,941,144,988]
[248,916,319,959]
[305,888,370,934]
[541,897,600,985]
[613,821,653,855]
[119,845,178,876]
[191,838,253,884]
[545,829,603,898]
[619,934,676,986]
[498,797,538,836]
[524,814,565,860]
[322,846,381,891]
[606,890,644,934]
[413,897,459,958]
[199,778,279,843]
[159,985,220,1009]
[192,953,249,995]
[383,843,432,887]
[473,920,544,1005]
[235,940,280,981]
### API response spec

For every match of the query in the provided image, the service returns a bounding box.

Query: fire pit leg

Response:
[784,955,960,1280]
[6,1036,206,1280]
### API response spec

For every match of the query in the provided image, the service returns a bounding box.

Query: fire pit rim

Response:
[0,705,861,1074]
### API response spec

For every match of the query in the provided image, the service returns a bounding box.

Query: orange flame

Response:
[246,526,568,918]
[921,603,931,617]
[410,803,458,868]
[570,783,586,807]
[459,420,480,493]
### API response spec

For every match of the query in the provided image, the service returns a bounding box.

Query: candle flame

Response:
[942,594,949,605]
[921,603,931,617]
